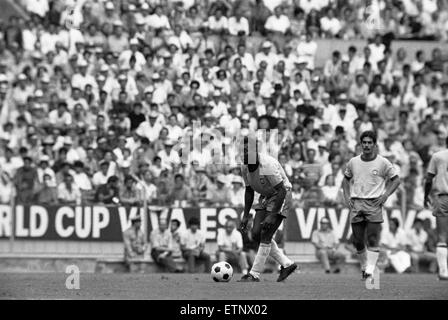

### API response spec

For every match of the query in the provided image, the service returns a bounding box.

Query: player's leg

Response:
[350,200,368,276]
[260,212,297,281]
[238,251,249,274]
[269,239,293,268]
[243,209,272,280]
[365,222,382,276]
[351,220,368,276]
[268,191,297,280]
[251,209,266,243]
[435,216,448,278]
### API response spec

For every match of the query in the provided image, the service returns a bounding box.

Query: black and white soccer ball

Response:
[211,261,233,282]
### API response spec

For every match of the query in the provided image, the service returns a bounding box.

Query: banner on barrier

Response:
[0,205,434,242]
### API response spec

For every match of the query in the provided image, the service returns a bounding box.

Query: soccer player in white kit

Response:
[238,134,298,282]
[424,137,448,281]
[342,131,400,282]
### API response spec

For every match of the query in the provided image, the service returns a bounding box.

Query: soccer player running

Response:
[238,134,298,282]
[342,131,400,282]
[424,136,448,281]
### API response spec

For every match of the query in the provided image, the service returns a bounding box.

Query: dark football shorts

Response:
[433,194,448,218]
[350,198,384,223]
[254,189,292,218]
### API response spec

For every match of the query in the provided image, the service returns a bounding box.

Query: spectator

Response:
[57,173,82,205]
[321,174,343,207]
[94,175,120,204]
[311,217,346,273]
[380,218,411,273]
[406,218,438,273]
[150,219,183,273]
[180,217,211,273]
[136,169,158,204]
[170,219,183,259]
[169,173,193,206]
[120,175,141,206]
[35,173,58,205]
[14,156,38,204]
[123,215,147,273]
[228,175,245,207]
[264,6,291,35]
[207,174,230,206]
[216,219,248,274]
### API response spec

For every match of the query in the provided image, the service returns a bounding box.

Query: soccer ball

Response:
[211,261,233,282]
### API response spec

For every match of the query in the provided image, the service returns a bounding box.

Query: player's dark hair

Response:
[360,131,377,144]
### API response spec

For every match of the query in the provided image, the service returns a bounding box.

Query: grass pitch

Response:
[1,272,447,300]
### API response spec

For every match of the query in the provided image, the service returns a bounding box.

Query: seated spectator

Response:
[216,219,248,274]
[264,6,291,35]
[311,217,346,273]
[170,219,183,259]
[300,148,323,188]
[123,215,147,273]
[35,173,58,205]
[228,175,245,207]
[120,175,141,206]
[207,174,230,206]
[57,173,82,205]
[406,218,437,273]
[380,218,411,273]
[92,160,113,187]
[321,175,344,207]
[72,161,93,194]
[181,217,211,273]
[136,169,158,204]
[94,176,120,204]
[150,219,183,273]
[320,8,341,38]
[14,156,38,204]
[169,173,193,206]
[0,171,14,204]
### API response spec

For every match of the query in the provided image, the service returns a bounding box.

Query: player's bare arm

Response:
[424,172,435,208]
[372,175,400,206]
[240,185,254,232]
[342,176,353,208]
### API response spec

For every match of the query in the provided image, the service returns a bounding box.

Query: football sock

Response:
[269,240,292,268]
[357,248,367,271]
[365,249,379,275]
[250,242,271,278]
[436,243,448,276]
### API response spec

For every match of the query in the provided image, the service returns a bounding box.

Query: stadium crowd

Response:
[0,0,447,214]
